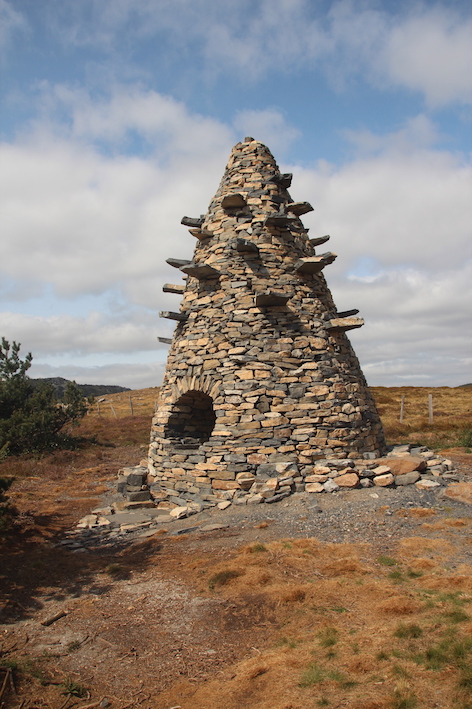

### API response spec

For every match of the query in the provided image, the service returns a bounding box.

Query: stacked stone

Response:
[148,137,386,509]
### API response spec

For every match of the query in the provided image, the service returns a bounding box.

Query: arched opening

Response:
[164,390,216,444]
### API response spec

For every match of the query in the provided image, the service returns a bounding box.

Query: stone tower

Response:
[148,138,386,503]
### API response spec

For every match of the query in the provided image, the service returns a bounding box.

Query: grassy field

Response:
[371,386,472,451]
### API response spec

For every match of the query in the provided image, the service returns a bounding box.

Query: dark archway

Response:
[165,390,216,444]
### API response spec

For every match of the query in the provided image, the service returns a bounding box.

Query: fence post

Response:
[399,395,405,423]
[428,393,433,424]
[97,401,101,418]
[110,403,117,419]
[129,395,134,416]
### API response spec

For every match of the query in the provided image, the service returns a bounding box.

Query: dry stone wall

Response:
[148,138,386,509]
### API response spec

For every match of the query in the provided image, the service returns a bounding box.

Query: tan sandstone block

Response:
[212,480,242,490]
[248,454,268,465]
[305,474,329,483]
[444,483,472,505]
[373,473,395,487]
[374,457,427,475]
[236,370,254,380]
[306,482,324,493]
[415,479,440,490]
[336,473,359,488]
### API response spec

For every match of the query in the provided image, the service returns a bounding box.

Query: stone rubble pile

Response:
[113,444,460,520]
[59,444,467,553]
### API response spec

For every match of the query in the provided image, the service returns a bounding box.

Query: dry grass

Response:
[86,387,159,419]
[153,533,472,709]
[371,385,472,450]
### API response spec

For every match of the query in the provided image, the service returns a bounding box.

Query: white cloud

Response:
[293,121,472,274]
[0,310,167,355]
[30,0,472,107]
[0,86,234,303]
[385,9,472,107]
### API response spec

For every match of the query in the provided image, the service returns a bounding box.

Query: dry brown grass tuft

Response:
[407,507,437,518]
[377,595,421,615]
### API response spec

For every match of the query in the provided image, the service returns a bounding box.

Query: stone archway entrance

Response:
[164,390,216,445]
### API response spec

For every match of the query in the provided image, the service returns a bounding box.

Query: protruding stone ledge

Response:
[294,252,337,274]
[327,316,364,332]
[287,201,314,216]
[264,213,297,229]
[179,263,219,279]
[255,291,291,307]
[235,237,259,254]
[268,173,292,188]
[188,228,212,241]
[163,283,185,294]
[309,235,330,247]
[221,193,247,209]
[181,216,204,227]
[336,309,359,318]
[159,311,188,322]
[158,337,173,344]
[166,258,192,269]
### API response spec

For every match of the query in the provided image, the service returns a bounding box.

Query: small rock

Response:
[395,471,420,486]
[247,494,264,504]
[415,479,441,490]
[305,474,329,483]
[170,506,189,519]
[373,473,395,487]
[232,497,248,505]
[265,491,291,504]
[323,479,339,493]
[217,500,232,510]
[305,482,324,493]
[372,465,392,476]
[77,515,98,529]
[373,457,427,474]
[444,482,472,505]
[200,523,227,531]
[313,465,331,475]
[336,473,359,488]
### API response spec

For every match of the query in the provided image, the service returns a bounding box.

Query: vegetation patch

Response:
[208,569,242,590]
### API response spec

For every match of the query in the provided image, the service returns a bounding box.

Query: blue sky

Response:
[1,0,471,388]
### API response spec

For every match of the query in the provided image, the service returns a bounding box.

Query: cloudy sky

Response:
[1,0,471,389]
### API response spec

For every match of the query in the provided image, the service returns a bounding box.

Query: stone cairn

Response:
[137,137,391,514]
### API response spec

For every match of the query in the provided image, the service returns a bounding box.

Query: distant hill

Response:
[31,377,130,399]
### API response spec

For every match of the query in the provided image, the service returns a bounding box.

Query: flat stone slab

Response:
[444,483,472,505]
[373,457,427,475]
[200,523,228,532]
[103,512,155,525]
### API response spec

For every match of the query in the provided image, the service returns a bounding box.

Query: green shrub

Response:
[0,338,87,457]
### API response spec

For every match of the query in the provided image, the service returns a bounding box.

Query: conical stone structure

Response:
[148,138,386,503]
